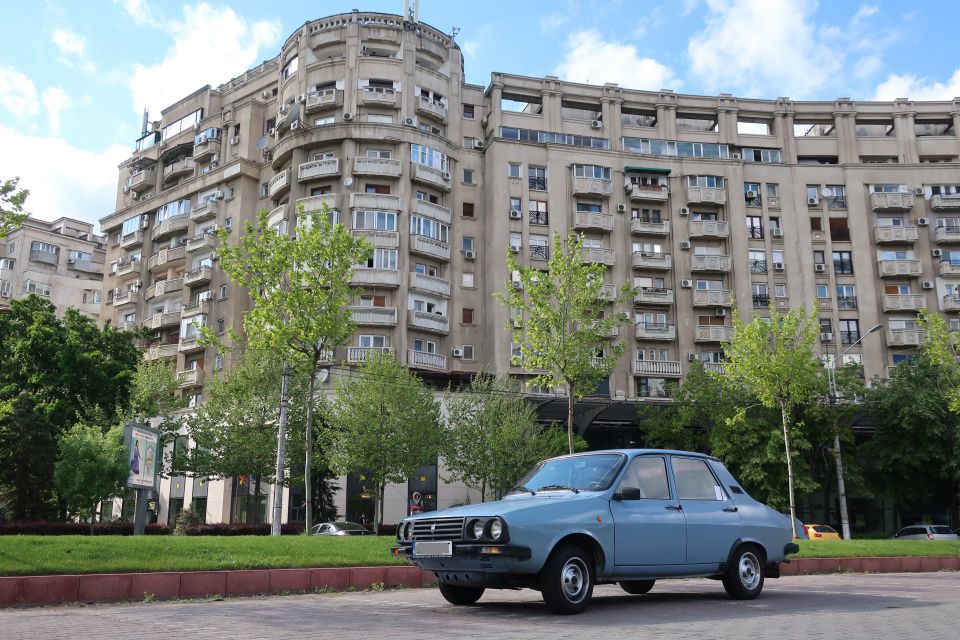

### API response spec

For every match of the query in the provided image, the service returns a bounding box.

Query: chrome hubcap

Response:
[561,557,589,602]
[739,552,761,590]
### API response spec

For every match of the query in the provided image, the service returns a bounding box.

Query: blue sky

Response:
[1,0,958,228]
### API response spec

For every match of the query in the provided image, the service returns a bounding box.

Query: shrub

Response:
[173,507,202,536]
[0,520,169,535]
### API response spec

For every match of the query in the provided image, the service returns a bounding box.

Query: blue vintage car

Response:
[392,449,799,614]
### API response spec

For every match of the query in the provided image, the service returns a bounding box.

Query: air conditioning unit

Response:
[210,154,219,163]
[67,258,76,265]
[731,151,741,160]
[452,347,463,358]
[230,136,240,145]
[679,207,689,216]
[140,216,150,229]
[590,119,603,129]
[130,193,139,201]
[814,263,827,273]
[193,122,202,131]
[260,90,270,99]
[122,186,130,194]
[808,197,820,206]
[343,112,353,121]
[511,280,522,290]
[464,250,475,260]
[509,210,522,219]
[131,280,141,290]
[922,280,935,290]
[715,308,727,317]
[442,171,451,180]
[198,291,213,301]
[509,245,520,253]
[820,332,833,342]
[142,194,153,201]
[297,94,306,103]
[212,191,225,200]
[616,204,627,213]
[680,240,692,250]
[917,217,929,226]
[933,248,943,258]
[773,262,785,271]
[197,135,207,145]
[772,228,784,238]
[290,121,299,131]
[745,190,756,199]
[403,116,417,127]
[680,279,693,288]
[473,140,485,149]
[267,127,276,136]
[687,353,698,362]
[915,187,925,196]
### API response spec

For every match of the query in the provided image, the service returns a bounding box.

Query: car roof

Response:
[549,449,721,462]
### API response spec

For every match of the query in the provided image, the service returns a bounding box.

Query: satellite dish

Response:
[283,102,301,129]
[821,187,833,197]
[343,176,353,187]
[255,137,269,150]
[317,369,329,383]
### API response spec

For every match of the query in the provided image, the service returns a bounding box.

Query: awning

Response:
[624,166,671,175]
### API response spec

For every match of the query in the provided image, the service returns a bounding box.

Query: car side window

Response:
[319,524,330,533]
[619,456,670,499]
[672,457,725,501]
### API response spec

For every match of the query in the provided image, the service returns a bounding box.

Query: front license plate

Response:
[413,541,452,557]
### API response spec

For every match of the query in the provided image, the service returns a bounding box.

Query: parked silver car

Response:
[392,449,799,614]
[892,524,959,540]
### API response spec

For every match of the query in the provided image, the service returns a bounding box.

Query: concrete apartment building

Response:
[1,216,106,319]
[99,9,960,526]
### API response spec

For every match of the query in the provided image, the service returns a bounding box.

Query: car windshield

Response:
[509,453,625,494]
[337,522,365,531]
[930,526,954,534]
[813,525,836,533]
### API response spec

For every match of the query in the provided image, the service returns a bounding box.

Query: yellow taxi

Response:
[804,524,841,540]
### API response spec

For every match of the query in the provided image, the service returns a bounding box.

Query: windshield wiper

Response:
[508,484,536,496]
[538,484,580,493]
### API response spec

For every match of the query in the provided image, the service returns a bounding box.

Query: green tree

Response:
[53,420,128,533]
[495,232,632,454]
[0,392,58,519]
[442,373,583,501]
[329,351,442,530]
[214,203,373,533]
[0,177,29,239]
[723,303,825,536]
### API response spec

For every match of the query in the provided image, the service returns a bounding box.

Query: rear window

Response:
[812,525,837,533]
[930,526,954,534]
[898,527,924,536]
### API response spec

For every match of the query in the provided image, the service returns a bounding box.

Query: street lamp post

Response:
[827,323,882,540]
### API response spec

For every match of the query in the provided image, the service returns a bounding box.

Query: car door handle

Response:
[665,504,682,511]
[723,506,738,512]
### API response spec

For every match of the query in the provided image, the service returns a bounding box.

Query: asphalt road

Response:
[2,572,958,639]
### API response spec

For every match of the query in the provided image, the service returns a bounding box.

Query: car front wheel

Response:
[619,579,655,595]
[722,545,765,600]
[540,544,594,614]
[437,581,484,606]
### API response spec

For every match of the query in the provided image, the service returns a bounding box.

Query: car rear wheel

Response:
[619,579,656,595]
[540,544,594,614]
[722,545,765,600]
[437,581,484,606]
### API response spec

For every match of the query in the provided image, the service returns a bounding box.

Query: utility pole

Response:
[270,361,292,536]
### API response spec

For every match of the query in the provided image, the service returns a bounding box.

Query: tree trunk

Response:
[566,381,575,455]
[780,401,798,539]
[480,478,486,503]
[253,475,262,524]
[372,482,382,534]
[270,360,291,536]
[304,365,318,534]
[833,428,852,539]
[90,502,97,536]
[822,453,832,525]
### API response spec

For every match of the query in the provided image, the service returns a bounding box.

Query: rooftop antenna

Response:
[141,108,149,136]
[451,26,460,40]
[403,0,418,24]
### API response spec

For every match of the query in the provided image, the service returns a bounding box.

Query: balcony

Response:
[350,268,401,288]
[416,96,448,122]
[186,233,217,253]
[412,199,451,224]
[930,194,960,211]
[939,260,960,277]
[582,247,616,266]
[631,252,672,270]
[942,295,960,312]
[627,183,670,203]
[886,328,925,346]
[346,346,394,364]
[870,192,914,212]
[184,266,212,287]
[692,289,733,307]
[193,138,218,162]
[144,344,178,361]
[633,360,682,377]
[688,220,730,239]
[877,259,922,277]
[630,218,670,236]
[268,169,290,199]
[696,325,734,342]
[29,249,58,266]
[142,311,181,331]
[408,309,449,335]
[178,336,206,354]
[127,169,156,194]
[296,161,339,187]
[304,89,340,113]
[635,322,676,341]
[351,229,398,248]
[144,277,183,301]
[181,300,212,318]
[410,272,451,297]
[176,369,205,387]
[634,287,674,306]
[874,225,918,243]
[67,258,103,274]
[190,199,218,223]
[266,205,287,229]
[408,349,448,371]
[147,246,186,272]
[350,306,398,326]
[411,163,452,192]
[359,87,398,107]
[703,363,726,375]
[111,289,137,309]
[296,195,338,219]
[934,226,960,244]
[354,156,402,178]
[571,177,613,198]
[350,193,401,211]
[690,255,732,273]
[115,258,141,277]
[162,158,194,183]
[120,230,145,250]
[882,294,926,312]
[686,186,727,205]
[152,215,189,242]
[573,211,615,232]
[836,296,859,310]
[410,235,451,261]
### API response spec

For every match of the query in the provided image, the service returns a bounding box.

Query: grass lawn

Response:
[0,536,957,577]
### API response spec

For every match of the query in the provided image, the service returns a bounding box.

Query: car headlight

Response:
[471,519,485,540]
[489,518,504,541]
[402,521,412,541]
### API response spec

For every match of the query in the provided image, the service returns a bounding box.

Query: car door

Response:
[609,455,686,566]
[670,456,742,566]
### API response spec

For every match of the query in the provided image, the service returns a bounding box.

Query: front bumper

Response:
[392,543,532,560]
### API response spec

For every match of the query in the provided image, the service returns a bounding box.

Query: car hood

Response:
[406,492,604,520]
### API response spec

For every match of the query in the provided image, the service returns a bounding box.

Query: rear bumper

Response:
[784,542,800,555]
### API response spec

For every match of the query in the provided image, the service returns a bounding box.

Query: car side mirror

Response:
[616,486,643,501]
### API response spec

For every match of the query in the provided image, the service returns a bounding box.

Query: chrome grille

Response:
[410,517,464,541]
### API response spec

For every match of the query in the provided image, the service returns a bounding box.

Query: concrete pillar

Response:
[950,105,960,159]
[775,98,797,164]
[833,99,858,164]
[892,100,918,164]
[488,79,504,135]
[541,76,563,133]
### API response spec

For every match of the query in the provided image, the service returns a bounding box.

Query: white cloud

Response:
[554,29,681,91]
[51,28,96,73]
[873,69,960,101]
[0,126,128,227]
[0,66,40,117]
[128,3,281,116]
[42,88,72,134]
[539,13,568,31]
[115,0,154,25]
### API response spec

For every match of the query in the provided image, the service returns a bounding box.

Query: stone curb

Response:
[1,557,957,608]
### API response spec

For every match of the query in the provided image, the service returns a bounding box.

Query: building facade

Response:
[1,216,105,318]
[99,10,960,526]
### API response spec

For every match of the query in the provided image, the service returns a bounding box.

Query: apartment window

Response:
[410,216,449,242]
[752,283,770,308]
[359,335,387,348]
[353,210,397,231]
[280,55,298,79]
[748,250,767,273]
[214,354,223,371]
[31,241,58,254]
[695,279,722,290]
[741,148,782,163]
[529,166,548,191]
[814,250,825,265]
[462,237,475,253]
[22,280,52,297]
[224,218,232,232]
[767,183,780,197]
[216,318,225,334]
[219,284,228,299]
[412,339,437,354]
[0,279,11,297]
[576,202,602,213]
[360,295,387,307]
[410,145,448,171]
[314,116,334,126]
[463,104,475,118]
[744,183,761,207]
[686,175,724,188]
[414,263,438,277]
[833,251,854,274]
[121,215,141,236]
[509,232,522,252]
[367,114,393,124]
[829,218,850,242]
[462,308,474,324]
[572,165,611,179]
[824,185,847,209]
[461,345,475,360]
[775,283,787,298]
[773,249,784,266]
[690,210,717,221]
[746,216,763,239]
[529,200,548,225]
[871,184,905,193]
[463,169,474,184]
[816,284,829,299]
[462,273,475,288]
[837,284,857,309]
[529,234,548,261]
[638,377,668,398]
[0,258,13,270]
[463,202,475,218]
[82,290,102,304]
[365,184,391,194]
[839,319,861,345]
[510,197,522,214]
[508,162,521,178]
[365,248,398,270]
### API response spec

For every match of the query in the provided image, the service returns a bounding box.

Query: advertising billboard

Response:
[127,425,159,489]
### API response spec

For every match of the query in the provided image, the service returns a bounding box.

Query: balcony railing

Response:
[268,169,289,199]
[940,260,960,276]
[749,259,768,274]
[690,255,732,272]
[837,295,859,309]
[359,87,398,107]
[142,311,181,331]
[350,306,398,326]
[163,158,194,183]
[833,260,854,275]
[571,177,613,198]
[934,226,960,244]
[416,96,448,121]
[176,369,205,387]
[573,211,615,231]
[686,186,726,205]
[877,259,922,277]
[147,246,186,272]
[190,199,218,223]
[690,220,729,238]
[346,346,394,364]
[410,234,451,261]
[633,360,681,377]
[298,158,340,181]
[408,349,448,371]
[193,138,218,162]
[870,192,914,212]
[152,215,189,242]
[407,309,450,334]
[626,183,669,203]
[692,289,733,307]
[115,258,141,277]
[631,251,671,270]
[529,177,548,191]
[930,194,960,211]
[354,156,402,177]
[411,163,452,191]
[874,225,918,243]
[695,325,734,342]
[350,193,401,211]
[127,168,156,194]
[942,294,960,311]
[882,294,924,311]
[186,233,217,253]
[298,194,338,216]
[144,277,183,300]
[351,229,398,248]
[634,287,673,305]
[120,230,145,250]
[144,344,178,361]
[635,322,676,341]
[582,247,616,266]
[703,363,726,375]
[886,328,925,346]
[304,89,339,113]
[752,294,770,308]
[409,272,451,297]
[350,268,401,287]
[412,199,451,224]
[181,300,212,318]
[184,266,212,287]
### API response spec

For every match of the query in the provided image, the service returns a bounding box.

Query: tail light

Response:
[814,533,822,538]
[928,533,935,540]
